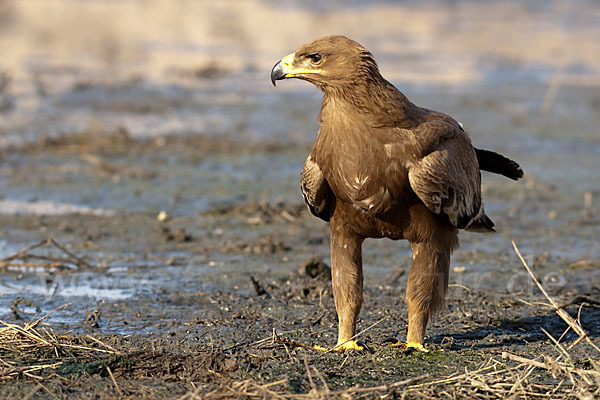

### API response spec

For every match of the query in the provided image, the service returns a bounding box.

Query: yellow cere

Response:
[281,52,322,77]
[280,53,295,67]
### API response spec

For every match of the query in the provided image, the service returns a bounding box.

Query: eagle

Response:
[271,36,523,352]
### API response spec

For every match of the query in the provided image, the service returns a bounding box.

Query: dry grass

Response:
[184,351,599,399]
[0,304,119,382]
[0,240,597,398]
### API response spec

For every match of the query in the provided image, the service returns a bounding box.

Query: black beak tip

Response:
[271,60,285,87]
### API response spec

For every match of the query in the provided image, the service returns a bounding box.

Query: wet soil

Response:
[1,1,599,397]
[1,128,599,399]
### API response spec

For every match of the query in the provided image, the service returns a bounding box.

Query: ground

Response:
[0,0,599,398]
[1,132,599,399]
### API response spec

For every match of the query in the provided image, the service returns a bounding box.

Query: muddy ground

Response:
[1,0,600,398]
[1,129,599,399]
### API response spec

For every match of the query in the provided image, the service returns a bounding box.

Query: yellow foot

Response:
[391,341,429,352]
[314,340,364,353]
[406,341,429,352]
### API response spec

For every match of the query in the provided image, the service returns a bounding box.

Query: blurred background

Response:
[0,0,598,327]
[1,0,599,146]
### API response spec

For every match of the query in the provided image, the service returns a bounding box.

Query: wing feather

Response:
[300,154,332,222]
[408,131,484,229]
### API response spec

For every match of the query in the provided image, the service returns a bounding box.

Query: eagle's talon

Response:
[381,337,399,345]
[314,340,366,353]
[355,341,374,354]
[335,340,365,352]
[390,341,429,353]
[406,342,429,352]
[314,344,329,352]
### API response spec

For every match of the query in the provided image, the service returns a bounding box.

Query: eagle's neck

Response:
[318,78,422,129]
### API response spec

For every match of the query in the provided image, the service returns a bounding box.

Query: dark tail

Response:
[466,213,496,233]
[475,148,524,180]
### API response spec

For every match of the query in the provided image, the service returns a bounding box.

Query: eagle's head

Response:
[271,35,380,90]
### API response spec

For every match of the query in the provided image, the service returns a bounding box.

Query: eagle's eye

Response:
[308,53,322,64]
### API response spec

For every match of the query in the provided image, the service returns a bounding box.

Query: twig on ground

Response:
[559,296,600,309]
[107,366,122,397]
[502,352,600,378]
[326,317,386,353]
[512,241,600,354]
[0,237,93,272]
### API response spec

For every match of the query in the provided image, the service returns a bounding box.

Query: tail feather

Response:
[475,148,523,181]
[466,213,496,233]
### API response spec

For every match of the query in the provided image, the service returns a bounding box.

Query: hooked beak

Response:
[270,59,286,86]
[271,53,323,87]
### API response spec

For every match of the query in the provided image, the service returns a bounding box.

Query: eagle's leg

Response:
[328,214,365,352]
[405,227,456,350]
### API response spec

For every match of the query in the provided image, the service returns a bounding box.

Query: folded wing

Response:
[300,154,333,222]
[408,132,493,230]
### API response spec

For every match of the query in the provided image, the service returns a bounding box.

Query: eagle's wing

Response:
[301,154,332,222]
[408,129,488,230]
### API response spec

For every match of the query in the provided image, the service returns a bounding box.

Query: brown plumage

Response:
[271,35,523,351]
